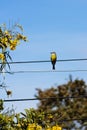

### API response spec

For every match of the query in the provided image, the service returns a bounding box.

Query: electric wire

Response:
[1,69,87,74]
[1,58,87,64]
[3,95,87,102]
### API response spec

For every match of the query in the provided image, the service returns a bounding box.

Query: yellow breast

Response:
[51,53,57,61]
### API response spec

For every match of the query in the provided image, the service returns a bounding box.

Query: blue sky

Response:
[0,0,87,113]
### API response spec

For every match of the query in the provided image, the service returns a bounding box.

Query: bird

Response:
[50,52,57,70]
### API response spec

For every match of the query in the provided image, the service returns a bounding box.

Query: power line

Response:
[1,58,87,64]
[3,95,87,102]
[1,69,87,74]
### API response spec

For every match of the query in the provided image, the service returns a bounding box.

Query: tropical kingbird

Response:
[50,52,57,70]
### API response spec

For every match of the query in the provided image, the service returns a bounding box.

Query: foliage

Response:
[35,77,87,129]
[0,23,28,129]
[0,108,62,130]
[0,23,27,71]
[0,23,27,95]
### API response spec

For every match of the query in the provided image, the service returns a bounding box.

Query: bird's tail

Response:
[53,64,55,70]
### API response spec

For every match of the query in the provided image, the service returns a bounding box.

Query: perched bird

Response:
[50,52,57,70]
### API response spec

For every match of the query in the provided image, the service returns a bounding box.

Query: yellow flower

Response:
[4,30,12,38]
[1,37,8,42]
[26,123,36,130]
[9,39,19,50]
[52,125,62,130]
[10,45,16,50]
[12,39,18,45]
[26,123,42,130]
[1,37,8,47]
[0,53,5,61]
[17,34,27,41]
